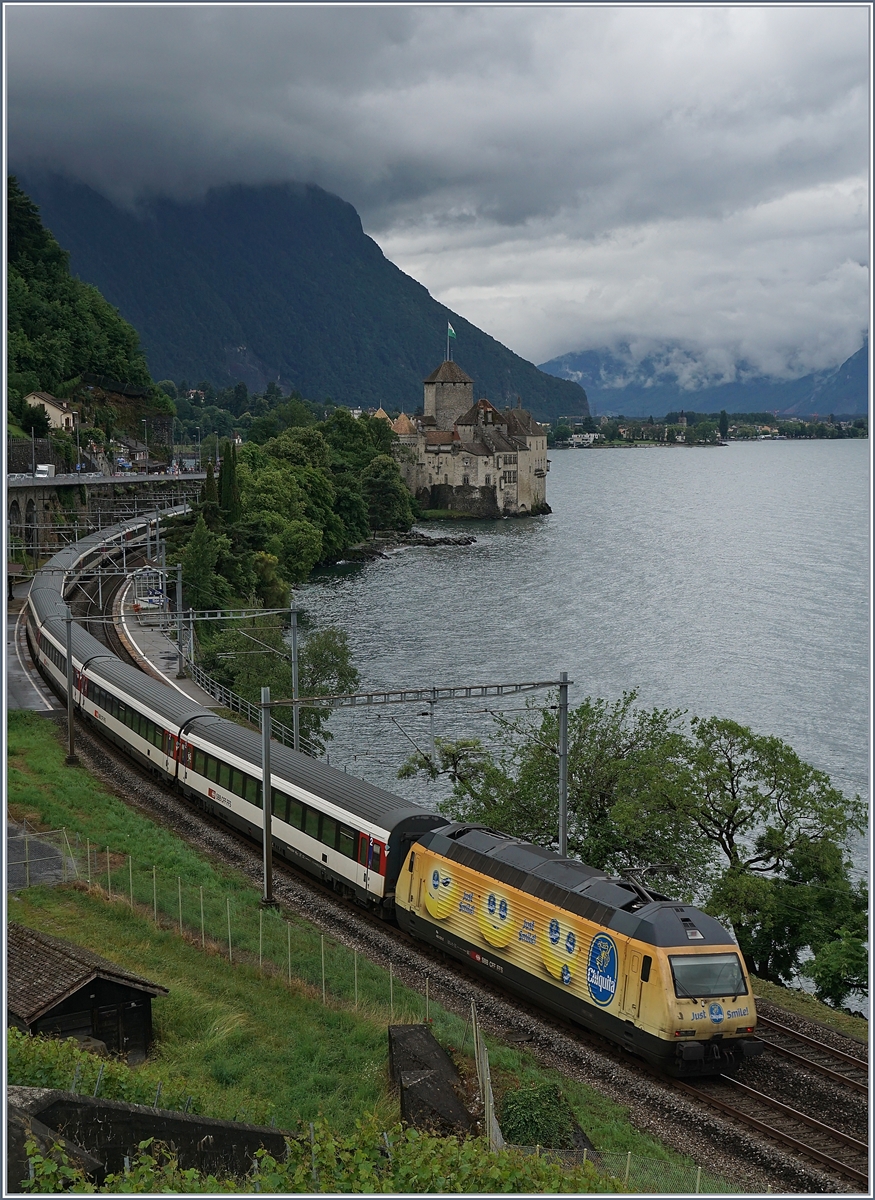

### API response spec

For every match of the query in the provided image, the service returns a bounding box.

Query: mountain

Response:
[16,173,589,422]
[538,342,869,420]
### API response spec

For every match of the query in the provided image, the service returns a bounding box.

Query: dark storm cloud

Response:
[5,5,869,373]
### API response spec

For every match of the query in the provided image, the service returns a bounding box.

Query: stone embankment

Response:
[339,530,476,563]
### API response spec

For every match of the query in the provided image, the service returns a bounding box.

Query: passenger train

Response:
[25,517,763,1077]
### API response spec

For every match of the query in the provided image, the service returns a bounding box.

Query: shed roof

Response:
[7,923,168,1025]
[424,361,473,385]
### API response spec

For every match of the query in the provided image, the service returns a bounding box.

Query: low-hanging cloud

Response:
[6,4,869,376]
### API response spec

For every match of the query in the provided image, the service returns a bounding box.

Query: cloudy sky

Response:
[5,4,870,380]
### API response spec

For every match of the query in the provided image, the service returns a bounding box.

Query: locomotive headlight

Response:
[477,890,513,948]
[424,862,457,919]
[540,916,578,984]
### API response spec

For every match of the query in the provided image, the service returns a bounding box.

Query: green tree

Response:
[202,620,359,756]
[19,403,50,438]
[218,440,241,523]
[718,409,729,440]
[553,423,572,443]
[202,461,218,505]
[406,691,710,900]
[360,454,414,532]
[801,929,869,1007]
[180,516,231,611]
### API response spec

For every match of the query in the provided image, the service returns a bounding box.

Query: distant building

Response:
[24,392,79,432]
[392,361,549,517]
[7,923,168,1062]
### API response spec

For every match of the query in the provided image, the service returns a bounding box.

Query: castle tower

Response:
[423,361,474,431]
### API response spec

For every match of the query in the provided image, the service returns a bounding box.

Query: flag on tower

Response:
[447,323,456,340]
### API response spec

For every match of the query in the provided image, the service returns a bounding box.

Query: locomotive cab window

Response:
[669,953,746,999]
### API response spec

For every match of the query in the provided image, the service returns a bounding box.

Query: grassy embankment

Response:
[8,709,864,1167]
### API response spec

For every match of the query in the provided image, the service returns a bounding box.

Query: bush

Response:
[499,1081,576,1149]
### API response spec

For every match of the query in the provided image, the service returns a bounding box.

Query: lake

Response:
[297,439,870,885]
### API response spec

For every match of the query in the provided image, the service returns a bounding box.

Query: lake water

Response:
[297,440,870,885]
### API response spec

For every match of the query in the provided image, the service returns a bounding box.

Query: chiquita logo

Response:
[587,933,618,1006]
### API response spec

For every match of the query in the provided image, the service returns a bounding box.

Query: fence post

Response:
[624,1151,631,1188]
[695,1165,702,1193]
[259,908,263,972]
[178,877,183,935]
[288,924,291,986]
[106,847,111,899]
[152,866,157,923]
[425,975,429,1023]
[200,886,205,948]
[63,830,78,880]
[582,1148,587,1167]
[389,963,394,1023]
[227,897,233,963]
[321,934,326,1004]
[25,834,30,888]
[86,838,91,885]
[129,856,134,908]
[354,951,358,1009]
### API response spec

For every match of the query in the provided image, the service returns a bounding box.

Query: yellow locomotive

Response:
[396,823,764,1076]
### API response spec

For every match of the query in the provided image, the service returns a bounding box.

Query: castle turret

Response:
[423,361,474,431]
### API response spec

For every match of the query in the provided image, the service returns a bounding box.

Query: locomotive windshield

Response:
[669,953,747,1000]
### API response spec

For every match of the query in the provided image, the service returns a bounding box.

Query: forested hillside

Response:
[7,177,154,406]
[16,173,589,422]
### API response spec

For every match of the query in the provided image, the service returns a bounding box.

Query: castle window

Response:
[463,475,470,486]
[444,475,449,484]
[485,474,491,485]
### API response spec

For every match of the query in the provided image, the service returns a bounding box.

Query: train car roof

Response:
[186,714,442,833]
[88,656,216,727]
[419,824,735,949]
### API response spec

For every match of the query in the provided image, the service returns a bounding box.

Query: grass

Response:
[6,707,828,1189]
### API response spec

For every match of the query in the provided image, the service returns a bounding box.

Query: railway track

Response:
[674,1073,869,1188]
[755,1013,868,1095]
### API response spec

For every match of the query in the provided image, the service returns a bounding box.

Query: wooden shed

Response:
[6,924,168,1062]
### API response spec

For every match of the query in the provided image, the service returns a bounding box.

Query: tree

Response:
[19,403,50,438]
[218,440,241,523]
[801,930,868,1007]
[202,460,218,504]
[683,717,865,876]
[202,620,359,756]
[553,423,572,443]
[404,691,711,900]
[360,454,414,532]
[180,515,231,611]
[719,409,729,440]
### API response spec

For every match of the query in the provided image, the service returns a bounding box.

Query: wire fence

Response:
[9,826,750,1192]
[507,1146,746,1193]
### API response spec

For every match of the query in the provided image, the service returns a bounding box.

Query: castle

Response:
[384,361,550,518]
